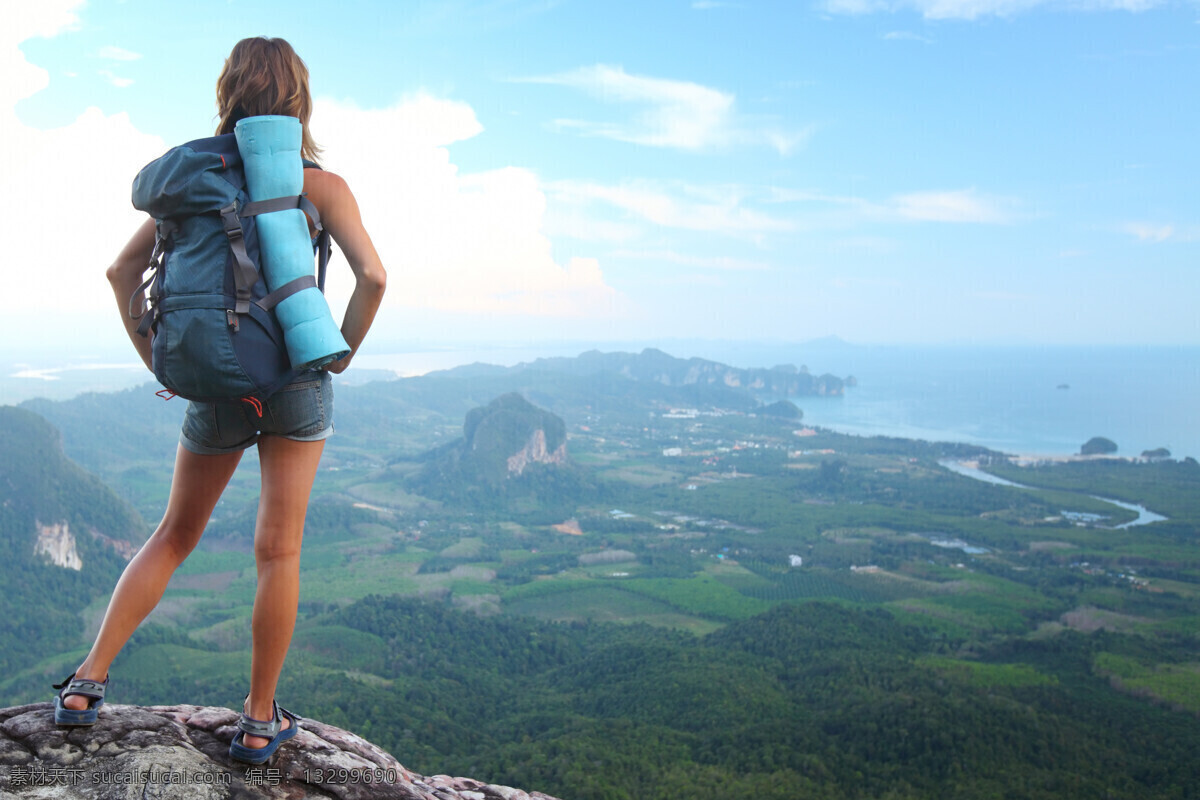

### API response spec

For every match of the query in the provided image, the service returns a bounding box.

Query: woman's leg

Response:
[241,435,324,748]
[64,445,242,710]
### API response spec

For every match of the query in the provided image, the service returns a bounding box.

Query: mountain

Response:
[409,393,592,514]
[0,702,563,800]
[0,406,146,675]
[19,348,840,491]
[759,399,802,419]
[436,347,846,399]
[462,393,568,475]
[0,407,145,554]
[13,347,836,529]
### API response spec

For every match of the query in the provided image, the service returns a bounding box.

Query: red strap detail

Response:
[241,396,263,417]
[155,389,177,401]
[220,154,227,170]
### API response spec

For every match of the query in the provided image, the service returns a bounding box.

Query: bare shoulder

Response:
[302,167,352,202]
[302,168,365,234]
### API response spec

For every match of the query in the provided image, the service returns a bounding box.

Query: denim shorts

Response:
[179,371,334,455]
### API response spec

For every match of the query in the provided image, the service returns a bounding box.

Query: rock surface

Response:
[506,429,568,477]
[0,703,562,800]
[33,521,83,571]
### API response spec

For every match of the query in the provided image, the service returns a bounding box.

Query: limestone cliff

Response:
[0,703,562,800]
[410,394,589,510]
[506,429,568,477]
[33,521,83,571]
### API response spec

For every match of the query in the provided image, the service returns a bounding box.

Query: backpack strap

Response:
[241,195,307,217]
[302,194,333,292]
[131,219,178,337]
[258,275,317,310]
[241,193,332,292]
[220,203,258,319]
[315,228,331,292]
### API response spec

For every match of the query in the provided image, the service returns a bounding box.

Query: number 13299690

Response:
[302,767,398,784]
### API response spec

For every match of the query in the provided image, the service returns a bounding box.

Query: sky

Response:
[4,0,1199,361]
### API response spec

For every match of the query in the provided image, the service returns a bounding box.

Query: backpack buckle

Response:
[220,204,243,240]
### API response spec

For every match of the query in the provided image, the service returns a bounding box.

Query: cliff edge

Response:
[0,703,562,800]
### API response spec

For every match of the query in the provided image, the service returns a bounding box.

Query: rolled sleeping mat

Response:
[234,115,350,371]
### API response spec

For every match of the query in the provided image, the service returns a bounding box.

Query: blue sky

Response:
[5,0,1198,359]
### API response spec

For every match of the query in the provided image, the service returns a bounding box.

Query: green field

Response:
[1095,653,1200,714]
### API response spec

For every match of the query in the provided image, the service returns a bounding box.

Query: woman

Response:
[52,37,386,764]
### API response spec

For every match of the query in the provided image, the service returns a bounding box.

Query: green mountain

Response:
[5,355,1200,800]
[410,393,593,514]
[20,348,835,515]
[759,399,802,419]
[21,385,189,520]
[438,347,845,399]
[0,406,146,675]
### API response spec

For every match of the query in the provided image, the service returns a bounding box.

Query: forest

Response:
[2,350,1198,799]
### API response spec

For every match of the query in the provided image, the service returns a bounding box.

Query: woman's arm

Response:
[106,218,158,372]
[303,169,387,374]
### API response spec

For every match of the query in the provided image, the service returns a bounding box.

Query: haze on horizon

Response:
[5,0,1198,356]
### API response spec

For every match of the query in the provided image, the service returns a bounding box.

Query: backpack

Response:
[129,133,331,407]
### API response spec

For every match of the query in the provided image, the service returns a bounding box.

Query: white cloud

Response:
[1121,222,1174,242]
[766,186,1013,225]
[822,0,1165,18]
[2,0,164,351]
[533,64,732,150]
[99,69,133,88]
[1118,221,1199,242]
[549,180,795,236]
[543,182,1008,262]
[4,9,619,355]
[3,102,165,303]
[2,0,82,110]
[521,64,803,155]
[763,127,815,157]
[636,273,728,288]
[542,203,645,243]
[882,31,934,43]
[99,45,141,61]
[5,0,82,43]
[311,95,620,319]
[610,249,771,271]
[890,189,1012,223]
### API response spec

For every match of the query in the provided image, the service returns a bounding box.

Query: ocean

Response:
[781,344,1200,461]
[4,342,1197,460]
[361,341,1200,460]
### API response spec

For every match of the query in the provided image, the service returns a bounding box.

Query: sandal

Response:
[229,698,299,764]
[52,672,109,726]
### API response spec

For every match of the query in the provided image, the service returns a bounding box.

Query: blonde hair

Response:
[216,37,321,164]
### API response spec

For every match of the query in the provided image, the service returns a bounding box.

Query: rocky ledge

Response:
[0,703,562,800]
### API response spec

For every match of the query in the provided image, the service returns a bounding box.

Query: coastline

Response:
[5,343,1196,461]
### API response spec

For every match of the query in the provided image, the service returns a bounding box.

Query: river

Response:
[938,459,1167,528]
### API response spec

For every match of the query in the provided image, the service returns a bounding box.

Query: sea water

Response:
[4,342,1197,460]
[353,342,1200,460]
[733,343,1200,461]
